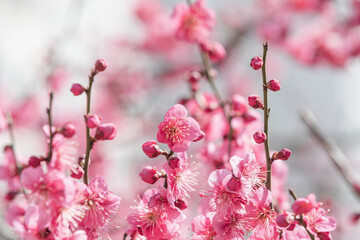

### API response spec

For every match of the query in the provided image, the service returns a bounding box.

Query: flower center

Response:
[163,118,190,143]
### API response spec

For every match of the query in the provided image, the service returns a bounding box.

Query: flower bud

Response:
[60,123,76,138]
[70,83,86,96]
[232,94,247,115]
[266,79,281,92]
[78,154,86,168]
[85,114,102,128]
[200,40,226,63]
[142,141,162,158]
[253,131,267,144]
[276,211,294,228]
[5,192,17,201]
[193,130,205,142]
[70,165,84,179]
[168,157,181,169]
[242,111,258,123]
[139,166,160,184]
[248,95,264,109]
[174,198,188,210]
[28,156,43,168]
[291,193,317,215]
[94,123,117,141]
[250,56,263,70]
[273,148,292,161]
[94,59,107,73]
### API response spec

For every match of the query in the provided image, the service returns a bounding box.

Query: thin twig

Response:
[5,112,21,173]
[83,75,95,185]
[46,92,54,163]
[200,51,234,159]
[300,108,360,199]
[261,43,272,201]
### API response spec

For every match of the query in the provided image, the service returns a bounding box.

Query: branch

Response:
[300,108,360,199]
[46,92,54,163]
[261,43,272,198]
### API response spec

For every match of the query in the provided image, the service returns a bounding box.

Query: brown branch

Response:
[46,92,54,163]
[300,108,360,199]
[261,43,272,202]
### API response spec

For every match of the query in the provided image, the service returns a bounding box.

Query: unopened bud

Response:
[168,157,181,169]
[28,156,43,168]
[70,83,86,96]
[85,114,102,129]
[70,165,84,179]
[253,131,267,144]
[139,166,160,184]
[142,141,162,158]
[250,56,263,70]
[273,148,292,161]
[174,198,188,210]
[94,123,117,141]
[60,123,76,138]
[94,59,107,73]
[276,211,294,228]
[248,95,264,109]
[200,40,227,63]
[266,79,281,92]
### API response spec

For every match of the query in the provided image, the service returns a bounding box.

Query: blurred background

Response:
[0,0,359,239]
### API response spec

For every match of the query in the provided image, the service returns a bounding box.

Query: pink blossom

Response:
[157,104,202,152]
[200,40,227,63]
[81,176,121,239]
[191,212,217,239]
[172,0,216,43]
[212,211,249,240]
[163,152,198,199]
[127,188,182,239]
[0,146,21,191]
[303,206,336,236]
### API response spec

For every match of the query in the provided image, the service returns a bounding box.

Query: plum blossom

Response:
[80,176,121,240]
[157,104,203,152]
[172,0,216,43]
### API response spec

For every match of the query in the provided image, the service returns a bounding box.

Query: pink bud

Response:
[94,123,117,141]
[200,40,227,63]
[273,148,292,161]
[168,157,181,169]
[232,94,247,115]
[60,123,76,138]
[78,154,86,168]
[248,95,264,109]
[5,192,17,201]
[139,166,159,184]
[142,141,162,158]
[28,156,43,168]
[242,111,258,123]
[70,83,86,96]
[188,71,202,83]
[253,131,267,144]
[250,56,263,70]
[292,196,315,215]
[193,130,205,142]
[94,59,107,73]
[85,114,102,128]
[70,166,84,179]
[317,232,331,240]
[266,79,281,92]
[276,211,294,228]
[174,198,188,210]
